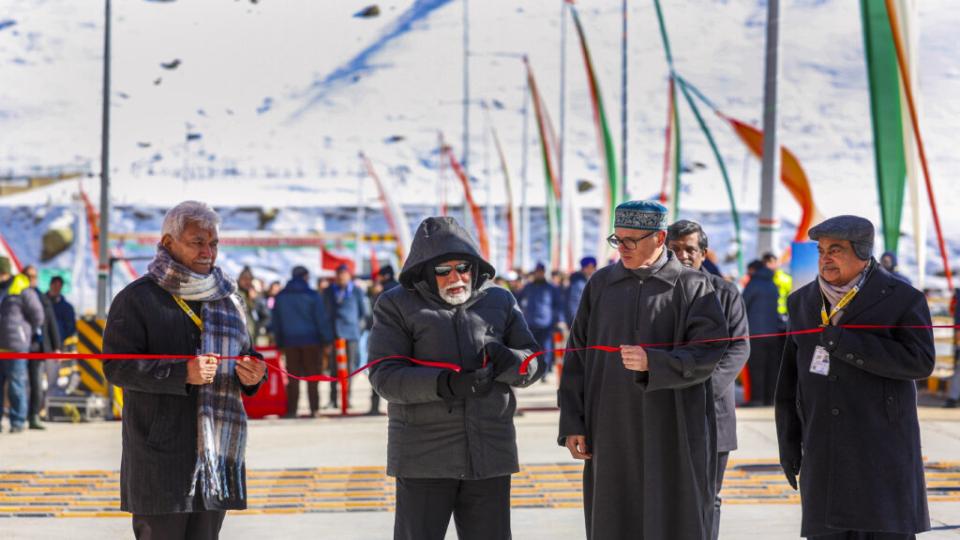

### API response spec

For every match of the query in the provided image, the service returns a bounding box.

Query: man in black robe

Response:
[558,200,729,539]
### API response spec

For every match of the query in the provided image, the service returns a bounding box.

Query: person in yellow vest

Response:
[762,252,793,317]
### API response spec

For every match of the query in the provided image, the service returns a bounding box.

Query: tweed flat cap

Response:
[808,215,875,260]
[614,200,668,231]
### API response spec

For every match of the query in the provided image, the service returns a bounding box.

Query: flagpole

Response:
[355,158,366,274]
[461,0,471,228]
[620,0,628,201]
[96,0,112,318]
[521,74,531,272]
[558,0,569,273]
[757,0,781,257]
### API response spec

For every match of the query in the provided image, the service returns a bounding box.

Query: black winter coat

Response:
[558,253,729,540]
[705,272,749,453]
[368,216,542,480]
[775,266,934,536]
[103,276,263,515]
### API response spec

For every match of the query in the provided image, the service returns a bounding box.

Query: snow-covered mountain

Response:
[1,0,958,311]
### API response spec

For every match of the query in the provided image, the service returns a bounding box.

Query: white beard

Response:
[440,282,472,305]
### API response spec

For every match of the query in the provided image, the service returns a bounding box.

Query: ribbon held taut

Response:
[1,324,956,381]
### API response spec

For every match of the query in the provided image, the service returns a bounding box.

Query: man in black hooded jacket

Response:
[368,216,542,540]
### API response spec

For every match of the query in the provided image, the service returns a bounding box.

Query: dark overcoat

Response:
[103,276,262,514]
[558,253,729,540]
[706,271,749,453]
[775,266,934,536]
[368,216,542,480]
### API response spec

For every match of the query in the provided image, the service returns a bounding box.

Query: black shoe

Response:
[365,409,380,416]
[28,415,45,430]
[943,399,958,409]
[9,425,24,433]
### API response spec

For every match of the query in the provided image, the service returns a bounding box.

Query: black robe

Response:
[776,265,934,537]
[558,252,729,539]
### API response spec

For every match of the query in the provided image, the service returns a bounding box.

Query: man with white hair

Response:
[368,216,542,540]
[104,200,266,540]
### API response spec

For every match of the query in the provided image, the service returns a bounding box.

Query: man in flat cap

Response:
[558,200,729,539]
[775,215,935,539]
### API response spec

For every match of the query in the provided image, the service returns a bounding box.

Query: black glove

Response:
[483,342,518,377]
[437,366,494,400]
[781,457,801,491]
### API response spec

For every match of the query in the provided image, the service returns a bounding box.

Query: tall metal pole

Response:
[461,0,470,227]
[757,0,781,256]
[558,0,568,273]
[620,0,628,200]
[96,0,112,318]
[520,78,531,272]
[355,159,366,274]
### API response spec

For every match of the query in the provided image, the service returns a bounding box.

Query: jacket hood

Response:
[281,276,312,293]
[752,266,775,281]
[881,250,898,267]
[399,216,496,289]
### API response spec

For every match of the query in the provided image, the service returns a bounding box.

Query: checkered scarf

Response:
[148,246,250,503]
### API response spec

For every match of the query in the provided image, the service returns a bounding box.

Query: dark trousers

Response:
[27,359,45,417]
[747,336,784,405]
[712,451,729,540]
[394,476,511,540]
[530,327,554,372]
[132,511,226,540]
[329,339,358,406]
[282,344,323,417]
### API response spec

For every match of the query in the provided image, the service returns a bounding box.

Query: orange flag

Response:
[723,116,820,242]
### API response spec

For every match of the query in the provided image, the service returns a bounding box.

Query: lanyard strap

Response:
[172,295,203,332]
[820,286,859,326]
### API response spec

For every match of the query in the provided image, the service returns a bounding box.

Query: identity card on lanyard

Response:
[812,268,869,376]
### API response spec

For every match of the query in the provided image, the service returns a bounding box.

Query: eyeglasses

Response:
[434,262,471,277]
[607,231,657,251]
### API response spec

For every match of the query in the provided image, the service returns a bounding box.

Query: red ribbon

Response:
[3,324,955,381]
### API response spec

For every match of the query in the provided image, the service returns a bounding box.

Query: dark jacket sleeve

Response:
[41,293,62,352]
[21,287,45,333]
[312,292,333,344]
[640,279,729,391]
[558,278,592,443]
[493,289,542,387]
[270,298,284,347]
[367,292,446,404]
[775,321,802,469]
[712,283,750,398]
[62,302,77,340]
[102,290,190,396]
[820,289,935,381]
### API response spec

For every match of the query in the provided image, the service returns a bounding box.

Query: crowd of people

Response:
[0,260,76,433]
[0,198,945,540]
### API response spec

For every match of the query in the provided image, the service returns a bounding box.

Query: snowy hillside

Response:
[1,0,959,309]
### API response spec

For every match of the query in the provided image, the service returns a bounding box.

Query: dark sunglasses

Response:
[434,262,471,277]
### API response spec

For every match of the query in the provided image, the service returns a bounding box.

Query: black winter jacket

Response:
[368,217,542,479]
[103,276,263,514]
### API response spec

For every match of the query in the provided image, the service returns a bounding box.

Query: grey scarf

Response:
[817,260,873,325]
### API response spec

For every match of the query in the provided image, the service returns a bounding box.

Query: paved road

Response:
[2,377,959,539]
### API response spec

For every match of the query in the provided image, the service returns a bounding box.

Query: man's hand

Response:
[186,354,219,385]
[438,366,494,400]
[236,355,267,386]
[620,345,649,372]
[781,459,800,490]
[565,435,592,460]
